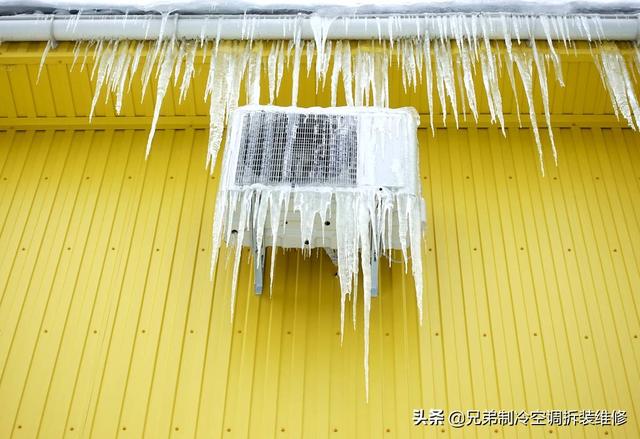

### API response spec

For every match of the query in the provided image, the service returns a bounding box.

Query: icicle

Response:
[127,41,144,92]
[595,43,640,130]
[37,40,53,84]
[540,16,564,86]
[173,40,186,87]
[434,39,458,127]
[290,17,303,106]
[530,37,557,164]
[89,40,118,121]
[146,39,177,158]
[110,41,132,114]
[179,41,197,103]
[331,41,344,106]
[513,51,545,175]
[501,16,522,127]
[80,39,93,72]
[480,20,505,134]
[306,40,315,77]
[70,40,82,72]
[267,41,279,104]
[246,42,263,105]
[342,42,354,106]
[423,36,435,135]
[453,17,478,122]
[311,16,336,91]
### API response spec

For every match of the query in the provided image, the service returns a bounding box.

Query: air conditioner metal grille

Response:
[234,110,359,187]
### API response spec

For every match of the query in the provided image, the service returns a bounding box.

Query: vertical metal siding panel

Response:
[87,129,174,438]
[12,129,114,438]
[0,126,638,438]
[36,130,136,438]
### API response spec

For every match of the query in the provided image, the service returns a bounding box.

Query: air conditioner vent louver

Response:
[235,111,359,187]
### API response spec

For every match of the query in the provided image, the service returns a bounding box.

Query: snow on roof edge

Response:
[2,0,640,16]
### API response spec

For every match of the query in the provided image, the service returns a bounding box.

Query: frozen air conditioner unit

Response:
[211,105,425,308]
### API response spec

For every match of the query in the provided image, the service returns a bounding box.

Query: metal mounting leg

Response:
[371,253,379,298]
[249,207,265,295]
[253,246,265,295]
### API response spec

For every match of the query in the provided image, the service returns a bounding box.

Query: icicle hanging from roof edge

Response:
[594,42,640,131]
[513,50,546,176]
[66,14,640,178]
[205,41,254,172]
[36,40,54,84]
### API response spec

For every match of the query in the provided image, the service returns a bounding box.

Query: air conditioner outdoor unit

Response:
[210,105,425,323]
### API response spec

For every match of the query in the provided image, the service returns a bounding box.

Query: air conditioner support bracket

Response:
[371,253,379,298]
[249,214,265,295]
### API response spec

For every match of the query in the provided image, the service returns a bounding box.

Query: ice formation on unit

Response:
[209,105,425,399]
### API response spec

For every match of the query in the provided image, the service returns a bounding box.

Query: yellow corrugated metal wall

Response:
[0,42,639,438]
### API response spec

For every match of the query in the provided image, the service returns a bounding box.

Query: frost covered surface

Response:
[211,105,424,398]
